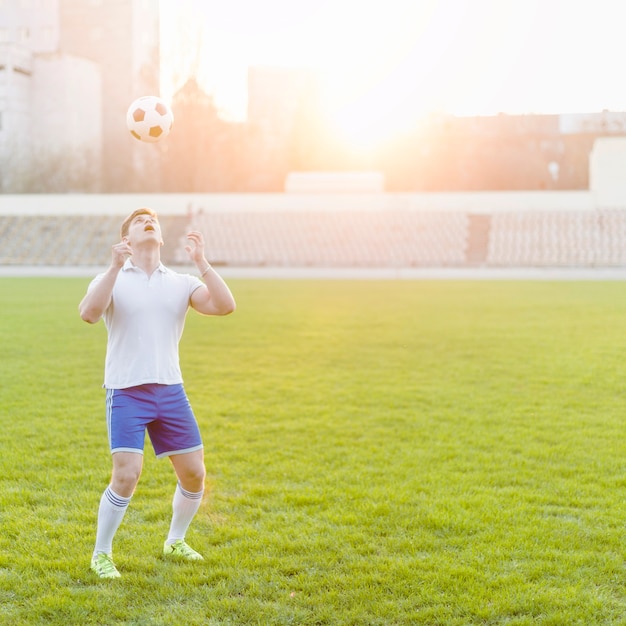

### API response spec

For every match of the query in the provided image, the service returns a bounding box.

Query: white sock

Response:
[93,486,131,557]
[166,482,204,545]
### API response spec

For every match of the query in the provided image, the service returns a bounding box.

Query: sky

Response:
[159,0,626,143]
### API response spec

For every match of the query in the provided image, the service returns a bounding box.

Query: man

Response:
[79,207,235,579]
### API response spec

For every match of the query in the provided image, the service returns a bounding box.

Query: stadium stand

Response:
[488,209,626,266]
[1,207,626,268]
[0,215,120,266]
[193,210,467,267]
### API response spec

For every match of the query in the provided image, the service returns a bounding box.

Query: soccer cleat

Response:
[163,540,204,561]
[91,553,121,579]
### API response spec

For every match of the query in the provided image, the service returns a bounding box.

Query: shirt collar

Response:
[122,258,167,273]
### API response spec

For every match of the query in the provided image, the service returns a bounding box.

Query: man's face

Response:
[124,212,163,247]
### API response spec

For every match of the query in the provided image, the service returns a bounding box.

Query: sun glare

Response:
[161,0,626,147]
[162,0,441,140]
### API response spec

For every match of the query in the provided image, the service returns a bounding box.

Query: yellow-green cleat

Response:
[91,553,121,579]
[163,540,204,561]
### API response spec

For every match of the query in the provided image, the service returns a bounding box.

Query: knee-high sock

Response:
[166,482,204,545]
[93,486,131,557]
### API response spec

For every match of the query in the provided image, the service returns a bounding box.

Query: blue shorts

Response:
[105,384,203,458]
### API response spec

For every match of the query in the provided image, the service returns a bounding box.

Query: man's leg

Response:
[92,452,143,578]
[164,450,206,560]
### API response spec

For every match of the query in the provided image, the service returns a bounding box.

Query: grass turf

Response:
[0,277,626,625]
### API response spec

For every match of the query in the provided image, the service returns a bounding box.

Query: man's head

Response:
[121,208,159,240]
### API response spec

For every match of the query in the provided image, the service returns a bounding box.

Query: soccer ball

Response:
[126,96,174,143]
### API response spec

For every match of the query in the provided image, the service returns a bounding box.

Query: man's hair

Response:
[120,208,158,239]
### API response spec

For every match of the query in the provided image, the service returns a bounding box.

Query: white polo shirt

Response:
[88,259,204,389]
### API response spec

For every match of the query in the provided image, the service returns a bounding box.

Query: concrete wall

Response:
[285,171,385,193]
[0,190,596,216]
[589,137,626,208]
[32,53,101,156]
[0,44,33,160]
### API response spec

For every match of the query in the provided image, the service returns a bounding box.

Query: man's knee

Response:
[181,463,206,487]
[173,455,206,491]
[111,454,143,495]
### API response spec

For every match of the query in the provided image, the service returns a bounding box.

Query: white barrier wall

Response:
[590,137,626,208]
[0,190,596,216]
[285,171,385,193]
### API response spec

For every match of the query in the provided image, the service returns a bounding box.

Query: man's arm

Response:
[78,242,130,323]
[186,231,236,316]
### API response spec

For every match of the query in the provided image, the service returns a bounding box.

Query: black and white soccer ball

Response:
[126,96,174,143]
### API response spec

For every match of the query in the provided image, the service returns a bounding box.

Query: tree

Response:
[160,78,216,191]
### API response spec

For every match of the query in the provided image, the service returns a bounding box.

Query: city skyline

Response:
[160,0,626,146]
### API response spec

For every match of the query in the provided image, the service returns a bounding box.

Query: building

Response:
[0,0,161,192]
[247,65,322,190]
[58,0,161,190]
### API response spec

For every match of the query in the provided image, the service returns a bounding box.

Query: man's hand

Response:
[111,241,132,268]
[80,242,129,323]
[185,229,236,315]
[185,231,207,265]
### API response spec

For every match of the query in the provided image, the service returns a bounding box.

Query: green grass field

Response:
[1,276,626,625]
